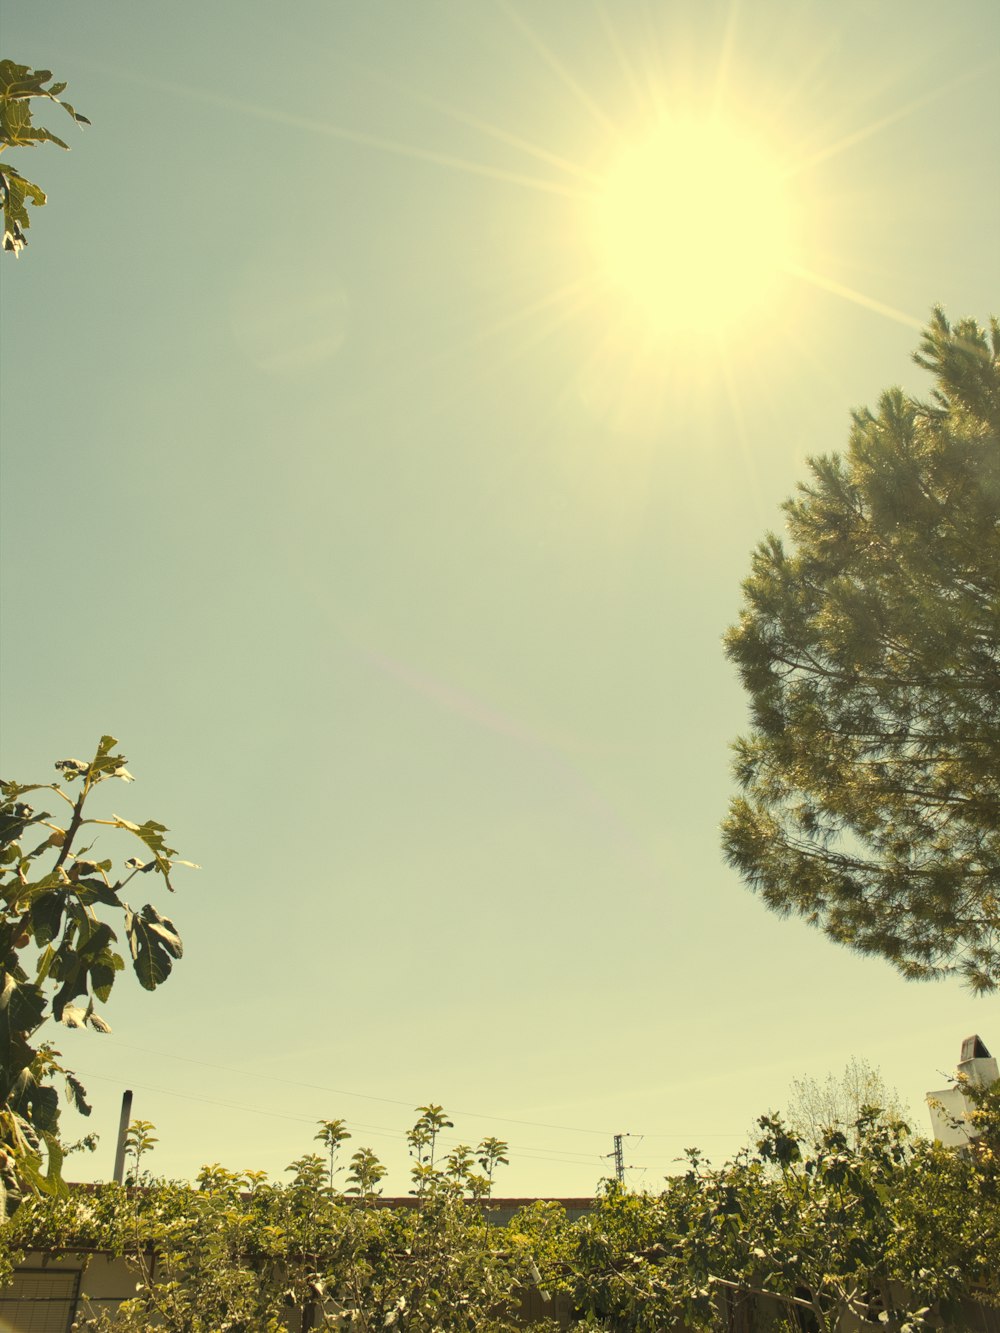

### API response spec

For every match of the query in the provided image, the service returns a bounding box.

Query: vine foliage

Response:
[2,1096,1000,1330]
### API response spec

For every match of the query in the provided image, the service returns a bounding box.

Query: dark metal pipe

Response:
[112,1089,133,1184]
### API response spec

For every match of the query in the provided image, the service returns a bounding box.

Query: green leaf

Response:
[71,877,123,908]
[0,61,52,97]
[88,735,133,784]
[35,943,56,985]
[22,1079,59,1135]
[21,869,63,898]
[0,801,44,850]
[76,918,115,961]
[63,1069,92,1116]
[1,164,46,254]
[1,780,57,801]
[52,971,88,1022]
[0,96,69,149]
[41,1132,67,1194]
[89,951,124,1002]
[112,816,184,889]
[0,60,89,126]
[0,972,46,1034]
[29,890,64,946]
[125,903,183,990]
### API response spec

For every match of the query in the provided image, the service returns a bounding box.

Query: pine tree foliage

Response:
[723,309,1000,991]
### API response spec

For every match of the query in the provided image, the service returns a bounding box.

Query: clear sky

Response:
[2,0,998,1196]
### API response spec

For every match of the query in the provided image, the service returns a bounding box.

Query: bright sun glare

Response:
[592,117,796,336]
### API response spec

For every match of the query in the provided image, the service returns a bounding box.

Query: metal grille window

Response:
[0,1268,80,1333]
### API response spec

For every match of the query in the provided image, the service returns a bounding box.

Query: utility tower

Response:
[612,1133,625,1186]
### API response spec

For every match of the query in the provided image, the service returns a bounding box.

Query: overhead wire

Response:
[74,1070,614,1171]
[109,1040,615,1135]
[105,1039,745,1141]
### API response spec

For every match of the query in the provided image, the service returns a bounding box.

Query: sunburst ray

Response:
[788,59,998,176]
[785,265,922,330]
[359,65,603,186]
[495,0,617,133]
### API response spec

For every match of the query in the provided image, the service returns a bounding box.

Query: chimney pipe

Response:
[112,1090,133,1184]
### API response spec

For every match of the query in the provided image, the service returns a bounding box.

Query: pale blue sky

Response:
[2,0,998,1194]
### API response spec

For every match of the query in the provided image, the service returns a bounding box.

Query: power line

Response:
[109,1041,612,1135]
[74,1070,614,1170]
[105,1039,744,1139]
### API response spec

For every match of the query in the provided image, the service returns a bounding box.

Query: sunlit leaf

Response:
[125,903,183,990]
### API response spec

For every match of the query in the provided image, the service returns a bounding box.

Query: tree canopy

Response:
[723,309,1000,991]
[0,738,189,1208]
[784,1056,910,1148]
[0,59,88,254]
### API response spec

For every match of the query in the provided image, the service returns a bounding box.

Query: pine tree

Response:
[723,308,1000,991]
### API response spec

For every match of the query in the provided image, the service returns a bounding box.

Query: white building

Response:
[926,1033,998,1147]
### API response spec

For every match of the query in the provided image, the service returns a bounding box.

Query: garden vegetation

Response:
[1,1090,999,1331]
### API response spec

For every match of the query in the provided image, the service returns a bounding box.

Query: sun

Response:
[591,116,797,337]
